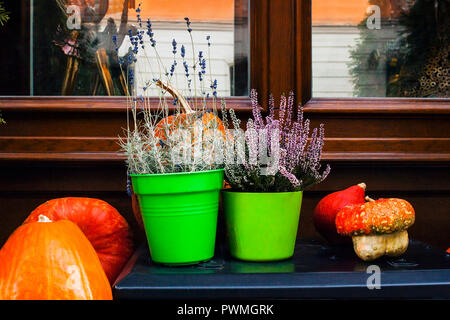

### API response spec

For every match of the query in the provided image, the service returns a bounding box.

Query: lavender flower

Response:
[112,35,118,49]
[183,61,189,77]
[120,9,226,176]
[172,39,177,54]
[184,17,192,33]
[146,19,156,47]
[136,3,142,27]
[199,51,206,80]
[210,79,218,97]
[128,67,135,85]
[169,60,177,77]
[128,29,139,54]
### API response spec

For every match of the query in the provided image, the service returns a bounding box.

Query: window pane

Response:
[0,0,249,97]
[312,0,449,98]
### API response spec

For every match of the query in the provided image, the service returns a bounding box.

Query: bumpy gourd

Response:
[336,197,415,261]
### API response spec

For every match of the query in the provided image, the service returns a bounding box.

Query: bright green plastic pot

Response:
[223,190,303,262]
[131,169,224,265]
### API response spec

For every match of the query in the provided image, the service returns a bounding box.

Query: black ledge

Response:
[113,239,450,300]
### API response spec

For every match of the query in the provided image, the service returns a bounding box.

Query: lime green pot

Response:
[222,190,303,262]
[131,169,224,265]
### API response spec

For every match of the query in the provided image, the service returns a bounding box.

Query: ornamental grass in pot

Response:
[119,11,226,265]
[221,90,331,261]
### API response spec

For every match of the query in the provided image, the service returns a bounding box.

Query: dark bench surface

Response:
[113,239,450,299]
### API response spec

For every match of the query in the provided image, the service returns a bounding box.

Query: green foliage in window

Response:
[349,0,449,97]
[0,2,10,26]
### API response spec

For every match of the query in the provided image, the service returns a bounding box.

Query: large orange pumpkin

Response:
[0,215,113,300]
[24,198,134,284]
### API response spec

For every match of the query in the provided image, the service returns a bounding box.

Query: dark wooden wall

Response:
[0,100,449,249]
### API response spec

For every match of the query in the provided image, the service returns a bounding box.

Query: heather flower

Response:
[223,90,330,192]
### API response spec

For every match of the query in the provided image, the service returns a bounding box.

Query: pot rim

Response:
[130,168,224,178]
[222,189,303,195]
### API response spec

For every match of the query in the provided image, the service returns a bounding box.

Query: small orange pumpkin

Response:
[0,215,113,300]
[154,112,226,145]
[153,80,226,145]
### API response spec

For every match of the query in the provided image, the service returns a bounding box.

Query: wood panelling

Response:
[4,137,447,154]
[0,97,253,113]
[0,161,448,250]
[304,98,450,162]
[1,97,448,162]
[305,98,450,114]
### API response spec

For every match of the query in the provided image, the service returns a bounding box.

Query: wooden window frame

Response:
[0,0,449,163]
[251,0,450,163]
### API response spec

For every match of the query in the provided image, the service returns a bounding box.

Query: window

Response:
[0,0,249,97]
[312,0,449,98]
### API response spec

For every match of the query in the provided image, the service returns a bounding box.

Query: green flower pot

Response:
[223,190,303,262]
[131,169,224,265]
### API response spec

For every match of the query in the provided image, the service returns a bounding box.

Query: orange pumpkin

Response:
[24,198,134,284]
[153,80,226,145]
[154,111,226,145]
[0,215,113,300]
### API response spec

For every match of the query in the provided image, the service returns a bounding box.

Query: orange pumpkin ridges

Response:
[24,197,134,284]
[0,217,112,300]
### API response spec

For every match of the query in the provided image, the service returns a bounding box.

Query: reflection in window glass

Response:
[312,0,449,98]
[0,0,249,97]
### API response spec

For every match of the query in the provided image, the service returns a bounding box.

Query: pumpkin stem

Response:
[38,215,52,223]
[155,80,194,114]
[365,196,375,202]
[357,182,366,190]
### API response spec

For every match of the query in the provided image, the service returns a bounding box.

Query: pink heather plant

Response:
[223,89,330,192]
